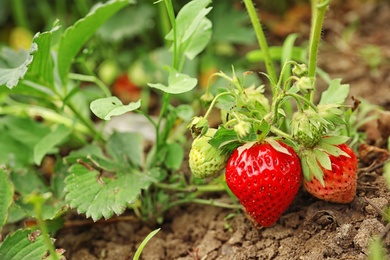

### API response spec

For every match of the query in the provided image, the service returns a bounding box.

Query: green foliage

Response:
[65,164,156,221]
[0,168,14,231]
[90,97,141,120]
[64,132,160,221]
[33,124,70,165]
[0,229,62,260]
[0,0,377,258]
[97,4,154,42]
[368,238,387,260]
[0,44,36,89]
[148,68,198,94]
[319,79,350,105]
[210,0,255,45]
[57,0,130,84]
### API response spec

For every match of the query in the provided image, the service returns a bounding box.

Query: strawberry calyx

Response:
[291,108,329,148]
[300,135,351,186]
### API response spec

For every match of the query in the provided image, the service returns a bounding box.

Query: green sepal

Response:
[188,116,209,137]
[301,150,325,186]
[319,135,350,145]
[265,138,291,156]
[313,148,332,170]
[316,139,350,158]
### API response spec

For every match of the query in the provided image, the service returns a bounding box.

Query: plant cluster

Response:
[0,0,368,258]
[188,0,359,227]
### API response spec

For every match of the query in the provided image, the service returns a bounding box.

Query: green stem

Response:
[67,102,102,140]
[203,92,235,119]
[286,92,319,112]
[35,209,59,260]
[0,104,90,135]
[307,0,330,102]
[243,0,277,86]
[154,182,226,193]
[158,0,171,45]
[270,126,293,140]
[191,198,242,210]
[11,0,28,29]
[164,0,179,69]
[165,198,242,211]
[68,73,111,97]
[27,194,60,260]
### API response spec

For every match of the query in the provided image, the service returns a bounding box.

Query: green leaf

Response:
[166,0,212,43]
[10,169,49,196]
[148,68,197,94]
[165,142,184,170]
[319,79,350,105]
[24,25,59,87]
[65,164,156,221]
[0,229,55,260]
[90,97,141,120]
[15,198,69,221]
[63,144,104,164]
[0,168,14,231]
[106,132,144,168]
[97,4,154,42]
[246,46,305,63]
[0,132,31,168]
[209,126,256,155]
[182,18,212,60]
[57,0,130,83]
[210,0,255,44]
[0,44,36,89]
[0,117,50,167]
[175,104,194,121]
[33,124,70,165]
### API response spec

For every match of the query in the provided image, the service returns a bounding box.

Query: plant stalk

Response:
[68,73,111,97]
[154,182,226,193]
[243,0,277,87]
[307,0,330,102]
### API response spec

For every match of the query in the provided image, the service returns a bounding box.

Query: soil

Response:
[55,1,390,259]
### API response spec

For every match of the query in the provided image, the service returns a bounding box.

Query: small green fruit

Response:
[291,110,325,148]
[189,129,227,179]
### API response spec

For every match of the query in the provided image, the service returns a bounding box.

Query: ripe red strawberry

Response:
[225,141,302,227]
[303,144,358,203]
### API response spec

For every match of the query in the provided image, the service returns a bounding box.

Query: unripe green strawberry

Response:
[189,129,227,179]
[291,110,326,148]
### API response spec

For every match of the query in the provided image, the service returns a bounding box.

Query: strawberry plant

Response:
[188,0,359,227]
[0,0,366,258]
[0,0,240,257]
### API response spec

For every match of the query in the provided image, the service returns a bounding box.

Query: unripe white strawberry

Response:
[189,128,227,179]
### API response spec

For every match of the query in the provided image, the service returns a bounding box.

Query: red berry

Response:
[225,141,302,227]
[303,144,358,203]
[112,74,141,103]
